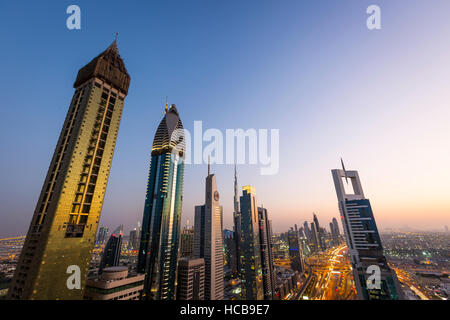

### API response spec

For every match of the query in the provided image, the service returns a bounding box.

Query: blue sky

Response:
[1,1,450,237]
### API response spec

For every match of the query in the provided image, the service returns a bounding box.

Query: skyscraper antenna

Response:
[115,32,118,42]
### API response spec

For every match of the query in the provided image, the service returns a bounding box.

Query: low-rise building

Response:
[84,266,144,300]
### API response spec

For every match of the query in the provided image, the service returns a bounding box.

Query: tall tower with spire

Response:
[7,38,130,300]
[233,165,242,276]
[193,160,224,300]
[137,103,185,300]
[332,165,404,300]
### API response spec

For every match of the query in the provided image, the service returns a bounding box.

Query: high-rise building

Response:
[330,222,337,244]
[137,103,185,300]
[194,162,224,300]
[223,229,238,275]
[84,266,144,300]
[100,225,123,272]
[303,221,311,242]
[287,227,304,273]
[310,222,319,252]
[258,207,277,299]
[238,186,264,300]
[180,223,195,258]
[96,226,109,245]
[128,228,138,250]
[313,213,326,251]
[233,165,241,276]
[177,258,205,300]
[332,165,404,300]
[330,217,340,245]
[7,39,130,300]
[332,217,340,236]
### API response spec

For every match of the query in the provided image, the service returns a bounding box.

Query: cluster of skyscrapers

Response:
[7,40,404,301]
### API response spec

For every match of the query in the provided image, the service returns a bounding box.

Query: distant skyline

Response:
[1,1,450,237]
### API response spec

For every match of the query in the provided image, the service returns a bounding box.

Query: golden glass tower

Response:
[7,39,130,300]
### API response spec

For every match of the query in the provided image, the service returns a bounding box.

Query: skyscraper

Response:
[100,225,123,272]
[223,229,238,275]
[330,217,340,245]
[332,166,404,300]
[330,222,337,244]
[303,221,311,242]
[7,39,130,300]
[258,207,277,299]
[128,228,138,250]
[177,258,205,300]
[96,226,109,245]
[332,217,340,236]
[313,213,326,251]
[232,166,242,277]
[310,222,319,253]
[180,223,195,258]
[137,103,185,300]
[287,227,304,273]
[238,186,264,300]
[194,162,224,300]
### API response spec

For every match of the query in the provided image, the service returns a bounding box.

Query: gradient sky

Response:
[1,1,449,237]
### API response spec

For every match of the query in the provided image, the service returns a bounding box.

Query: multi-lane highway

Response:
[301,245,357,300]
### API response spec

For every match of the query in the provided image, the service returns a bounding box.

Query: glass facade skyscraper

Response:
[287,227,304,274]
[332,167,404,300]
[137,104,185,300]
[100,225,123,272]
[238,186,264,300]
[258,207,277,299]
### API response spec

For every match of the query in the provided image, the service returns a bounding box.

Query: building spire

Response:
[234,164,239,214]
[110,32,119,52]
[164,96,168,115]
[208,156,211,176]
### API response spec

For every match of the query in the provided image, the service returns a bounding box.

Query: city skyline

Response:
[2,1,450,239]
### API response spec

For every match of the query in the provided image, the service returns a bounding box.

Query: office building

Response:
[258,207,277,299]
[194,162,224,300]
[128,228,138,250]
[303,221,311,242]
[96,226,109,245]
[180,223,195,258]
[287,227,304,273]
[100,225,123,272]
[238,186,264,300]
[313,213,326,251]
[223,229,238,275]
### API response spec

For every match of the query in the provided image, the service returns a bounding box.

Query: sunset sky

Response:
[0,0,449,237]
